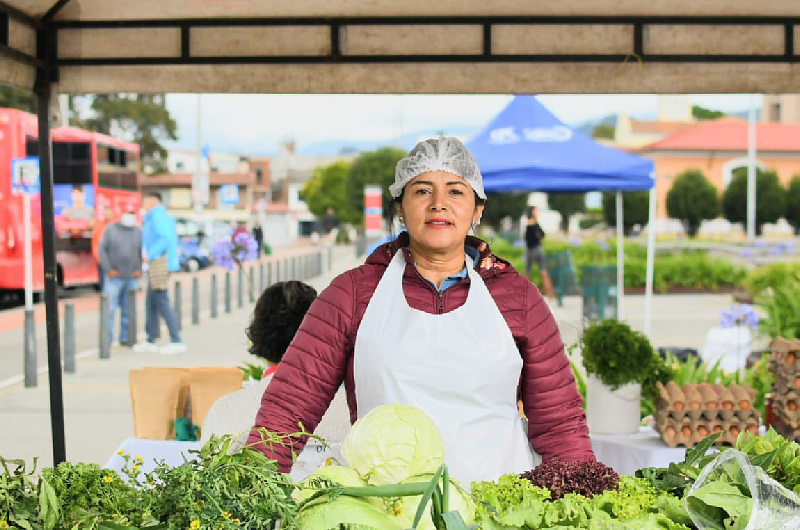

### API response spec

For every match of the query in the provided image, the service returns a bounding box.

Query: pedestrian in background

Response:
[525,207,554,299]
[93,205,115,291]
[99,203,142,348]
[134,192,186,355]
[252,222,264,256]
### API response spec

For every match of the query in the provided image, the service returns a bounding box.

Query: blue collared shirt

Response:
[424,246,481,292]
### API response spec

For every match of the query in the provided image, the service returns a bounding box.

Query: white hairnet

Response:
[390,137,486,200]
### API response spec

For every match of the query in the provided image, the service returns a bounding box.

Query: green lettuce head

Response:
[342,404,445,485]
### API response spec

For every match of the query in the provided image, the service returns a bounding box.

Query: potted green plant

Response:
[581,318,656,435]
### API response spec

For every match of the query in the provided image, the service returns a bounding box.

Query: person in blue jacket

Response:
[134,192,187,355]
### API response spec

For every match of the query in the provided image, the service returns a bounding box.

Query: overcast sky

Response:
[164,93,762,156]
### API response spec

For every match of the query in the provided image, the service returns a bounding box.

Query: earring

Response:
[399,216,405,225]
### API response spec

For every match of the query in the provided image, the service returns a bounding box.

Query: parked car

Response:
[178,237,211,272]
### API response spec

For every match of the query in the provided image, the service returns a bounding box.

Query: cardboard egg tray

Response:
[654,381,760,448]
[770,338,800,442]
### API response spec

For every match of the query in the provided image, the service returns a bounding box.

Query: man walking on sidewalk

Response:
[134,192,187,355]
[99,204,142,348]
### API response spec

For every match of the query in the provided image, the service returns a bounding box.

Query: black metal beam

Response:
[786,23,795,60]
[1,12,7,46]
[0,42,43,66]
[56,52,800,66]
[51,15,800,29]
[42,0,73,23]
[180,25,189,60]
[0,0,38,28]
[35,25,66,467]
[483,23,491,56]
[330,23,340,60]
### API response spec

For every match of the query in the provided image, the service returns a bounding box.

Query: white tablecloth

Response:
[105,438,343,483]
[590,426,686,476]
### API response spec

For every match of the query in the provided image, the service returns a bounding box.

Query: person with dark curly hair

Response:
[200,281,317,447]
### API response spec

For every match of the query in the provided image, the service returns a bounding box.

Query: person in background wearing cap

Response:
[248,137,594,486]
[98,203,142,349]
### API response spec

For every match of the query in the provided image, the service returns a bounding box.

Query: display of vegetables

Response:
[4,403,800,530]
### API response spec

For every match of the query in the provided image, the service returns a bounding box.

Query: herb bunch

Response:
[520,460,619,500]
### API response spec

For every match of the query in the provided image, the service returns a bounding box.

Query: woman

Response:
[525,206,555,298]
[248,137,593,485]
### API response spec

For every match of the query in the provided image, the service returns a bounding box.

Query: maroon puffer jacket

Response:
[247,233,594,471]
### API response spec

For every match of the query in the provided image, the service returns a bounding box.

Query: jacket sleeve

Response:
[519,280,595,462]
[246,271,355,472]
[98,227,112,273]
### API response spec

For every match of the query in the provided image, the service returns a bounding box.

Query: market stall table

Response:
[105,438,342,483]
[590,426,686,476]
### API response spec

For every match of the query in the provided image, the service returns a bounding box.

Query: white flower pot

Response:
[586,374,641,435]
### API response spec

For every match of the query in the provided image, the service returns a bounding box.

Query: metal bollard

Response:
[127,288,137,346]
[328,245,332,271]
[99,294,110,359]
[210,273,218,318]
[237,267,244,308]
[249,267,255,303]
[317,251,323,277]
[23,309,37,386]
[291,257,296,280]
[259,263,264,294]
[267,261,272,287]
[225,271,232,313]
[285,258,290,280]
[174,281,182,331]
[192,277,200,325]
[275,260,280,282]
[63,303,76,373]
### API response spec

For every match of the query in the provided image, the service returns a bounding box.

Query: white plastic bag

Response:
[701,326,751,373]
[686,449,800,530]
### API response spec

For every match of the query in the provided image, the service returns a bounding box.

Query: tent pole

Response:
[37,84,66,465]
[644,184,657,337]
[616,191,624,321]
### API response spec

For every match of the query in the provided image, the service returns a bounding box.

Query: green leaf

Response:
[689,480,753,519]
[684,432,721,468]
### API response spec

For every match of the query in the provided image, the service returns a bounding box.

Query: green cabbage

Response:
[297,495,406,530]
[397,473,476,529]
[342,404,445,485]
[292,465,367,504]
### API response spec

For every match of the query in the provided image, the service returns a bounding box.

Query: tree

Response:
[691,105,726,120]
[722,167,786,235]
[592,123,615,141]
[0,85,36,112]
[547,193,586,232]
[80,94,178,174]
[665,169,719,237]
[602,191,650,234]
[786,175,800,232]
[302,161,358,224]
[345,147,406,225]
[481,192,530,230]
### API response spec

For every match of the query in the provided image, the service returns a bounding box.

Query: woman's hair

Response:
[246,280,317,364]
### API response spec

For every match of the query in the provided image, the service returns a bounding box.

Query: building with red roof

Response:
[638,117,800,219]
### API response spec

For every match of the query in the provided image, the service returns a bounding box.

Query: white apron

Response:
[353,250,539,486]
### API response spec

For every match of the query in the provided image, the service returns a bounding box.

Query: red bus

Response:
[0,108,141,293]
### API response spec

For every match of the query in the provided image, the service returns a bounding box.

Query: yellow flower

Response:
[135,456,144,463]
[190,520,200,530]
[221,512,231,519]
[1,520,9,529]
[103,475,114,483]
[117,450,126,456]
[231,519,240,525]
[196,500,206,509]
[132,465,141,472]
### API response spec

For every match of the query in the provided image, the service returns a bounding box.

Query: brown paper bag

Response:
[129,368,187,439]
[143,367,191,421]
[189,367,243,435]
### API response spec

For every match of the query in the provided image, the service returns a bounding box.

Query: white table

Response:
[590,426,686,476]
[105,438,343,483]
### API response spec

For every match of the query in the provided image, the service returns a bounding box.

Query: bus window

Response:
[25,140,92,185]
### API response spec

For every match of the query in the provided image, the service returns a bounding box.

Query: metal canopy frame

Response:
[1,0,799,465]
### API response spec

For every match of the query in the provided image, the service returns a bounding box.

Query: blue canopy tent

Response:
[467,96,658,333]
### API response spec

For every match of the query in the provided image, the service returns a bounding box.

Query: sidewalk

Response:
[0,244,363,468]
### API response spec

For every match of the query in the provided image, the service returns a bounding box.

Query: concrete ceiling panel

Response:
[59,28,182,58]
[342,24,483,56]
[191,26,331,57]
[8,17,36,56]
[57,62,800,94]
[645,24,786,56]
[45,0,800,20]
[0,56,35,91]
[492,24,633,55]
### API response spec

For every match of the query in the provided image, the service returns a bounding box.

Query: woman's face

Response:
[397,171,483,254]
